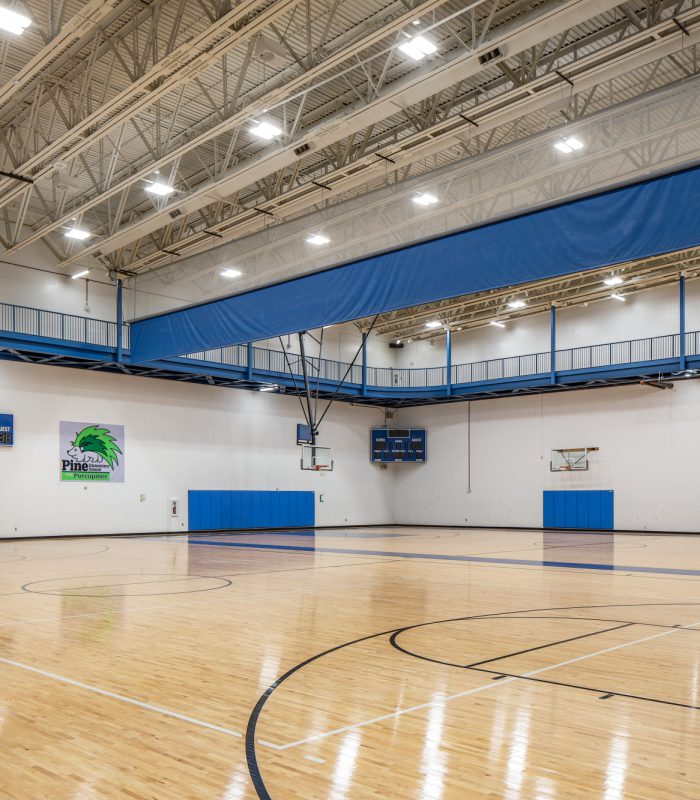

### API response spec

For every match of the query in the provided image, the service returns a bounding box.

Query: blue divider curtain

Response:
[188,490,315,531]
[132,165,700,362]
[543,490,614,530]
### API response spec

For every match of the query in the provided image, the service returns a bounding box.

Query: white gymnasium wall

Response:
[0,360,393,538]
[393,380,700,533]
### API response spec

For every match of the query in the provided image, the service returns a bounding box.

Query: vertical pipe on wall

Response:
[680,274,687,371]
[116,279,123,364]
[361,336,367,396]
[446,328,452,396]
[550,305,556,385]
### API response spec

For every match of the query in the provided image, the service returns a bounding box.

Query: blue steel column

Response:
[246,342,253,381]
[116,279,123,364]
[680,275,687,371]
[361,336,368,396]
[550,305,556,385]
[446,328,452,396]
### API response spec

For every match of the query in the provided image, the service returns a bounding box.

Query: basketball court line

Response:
[0,655,243,738]
[259,618,700,751]
[189,539,700,576]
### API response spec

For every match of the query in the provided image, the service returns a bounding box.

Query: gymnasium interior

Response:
[1,0,700,797]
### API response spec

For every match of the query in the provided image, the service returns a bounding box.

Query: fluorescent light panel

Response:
[306,233,330,245]
[0,6,31,34]
[259,385,278,392]
[610,293,626,302]
[220,268,242,278]
[508,299,526,309]
[250,120,282,140]
[425,320,442,329]
[145,181,175,196]
[71,270,89,280]
[603,276,623,286]
[65,227,91,240]
[554,136,584,154]
[490,320,506,328]
[413,192,438,206]
[398,35,436,60]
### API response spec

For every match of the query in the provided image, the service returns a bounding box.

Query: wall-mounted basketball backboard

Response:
[301,445,333,471]
[550,447,599,472]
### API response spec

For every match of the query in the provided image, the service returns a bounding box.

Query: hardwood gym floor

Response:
[0,527,698,799]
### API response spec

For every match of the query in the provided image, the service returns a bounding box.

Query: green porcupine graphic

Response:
[69,425,122,470]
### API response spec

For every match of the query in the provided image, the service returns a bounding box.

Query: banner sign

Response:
[0,414,13,447]
[59,421,125,482]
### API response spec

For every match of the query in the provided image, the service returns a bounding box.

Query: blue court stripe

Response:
[187,539,700,577]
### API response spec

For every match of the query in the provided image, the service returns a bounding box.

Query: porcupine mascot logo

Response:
[67,425,122,470]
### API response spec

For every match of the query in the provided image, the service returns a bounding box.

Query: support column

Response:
[246,342,253,381]
[550,305,556,385]
[446,328,452,396]
[361,336,367,396]
[116,279,123,364]
[680,274,687,371]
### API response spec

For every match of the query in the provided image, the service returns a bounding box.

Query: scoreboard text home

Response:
[371,428,426,463]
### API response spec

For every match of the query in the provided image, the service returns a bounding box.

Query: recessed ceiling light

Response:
[603,276,623,286]
[413,192,438,206]
[398,34,437,61]
[259,384,278,392]
[306,233,330,245]
[508,299,527,309]
[250,120,282,140]
[425,320,442,329]
[71,270,89,280]
[610,293,626,302]
[145,181,175,196]
[64,227,91,241]
[554,136,584,154]
[0,7,31,34]
[490,320,506,328]
[220,268,242,278]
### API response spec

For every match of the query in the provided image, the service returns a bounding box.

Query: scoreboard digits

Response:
[371,428,426,463]
[0,413,13,447]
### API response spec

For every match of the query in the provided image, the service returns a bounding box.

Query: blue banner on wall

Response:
[0,414,14,447]
[131,164,700,363]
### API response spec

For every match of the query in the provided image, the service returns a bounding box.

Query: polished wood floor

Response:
[0,527,699,799]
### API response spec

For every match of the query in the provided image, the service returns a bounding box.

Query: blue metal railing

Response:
[1,301,697,390]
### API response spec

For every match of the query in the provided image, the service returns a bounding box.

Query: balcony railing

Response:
[1,301,696,392]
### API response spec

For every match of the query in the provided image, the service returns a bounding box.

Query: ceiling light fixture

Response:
[508,299,527,309]
[412,192,438,206]
[603,276,623,286]
[145,181,175,196]
[306,233,330,245]
[425,320,442,329]
[0,6,31,34]
[398,34,437,60]
[220,268,242,278]
[64,227,91,241]
[490,320,506,328]
[71,270,89,280]
[554,136,584,154]
[250,120,282,140]
[610,293,626,302]
[259,385,278,392]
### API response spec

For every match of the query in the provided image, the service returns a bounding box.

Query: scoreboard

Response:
[0,413,13,447]
[371,428,426,463]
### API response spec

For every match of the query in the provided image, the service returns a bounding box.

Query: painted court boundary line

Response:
[0,656,242,738]
[260,619,700,751]
[189,539,700,577]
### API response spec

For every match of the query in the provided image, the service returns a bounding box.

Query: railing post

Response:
[115,279,123,363]
[446,328,452,396]
[246,342,253,381]
[680,274,687,371]
[550,305,556,385]
[361,336,367,396]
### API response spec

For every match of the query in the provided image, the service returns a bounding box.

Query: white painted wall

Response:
[393,380,700,533]
[0,361,393,538]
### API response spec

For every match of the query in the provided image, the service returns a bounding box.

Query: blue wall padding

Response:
[188,490,315,531]
[543,490,614,529]
[132,165,700,362]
